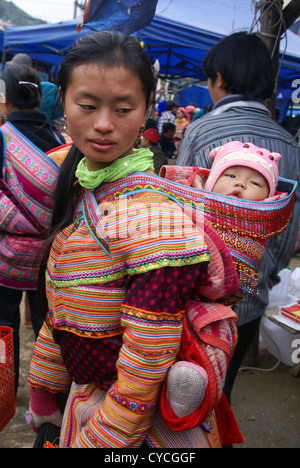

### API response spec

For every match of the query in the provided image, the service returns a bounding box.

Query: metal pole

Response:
[259,0,283,119]
[74,0,87,18]
[73,0,78,19]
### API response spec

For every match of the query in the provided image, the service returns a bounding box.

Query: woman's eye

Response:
[116,108,132,114]
[78,104,96,111]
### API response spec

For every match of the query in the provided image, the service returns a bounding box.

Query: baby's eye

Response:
[251,181,261,187]
[225,173,236,179]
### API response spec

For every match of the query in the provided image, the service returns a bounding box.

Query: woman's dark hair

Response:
[1,64,42,109]
[39,31,156,317]
[55,31,155,230]
[203,32,274,101]
[58,31,156,110]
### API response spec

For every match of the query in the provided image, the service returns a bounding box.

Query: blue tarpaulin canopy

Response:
[1,0,299,89]
[140,0,300,89]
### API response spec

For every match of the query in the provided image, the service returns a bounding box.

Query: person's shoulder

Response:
[263,118,300,150]
[179,114,217,145]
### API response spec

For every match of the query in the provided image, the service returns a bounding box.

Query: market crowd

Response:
[0,31,299,449]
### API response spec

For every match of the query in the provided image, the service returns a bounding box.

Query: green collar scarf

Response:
[75,148,154,191]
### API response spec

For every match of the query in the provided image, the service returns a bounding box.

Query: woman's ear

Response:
[58,86,64,108]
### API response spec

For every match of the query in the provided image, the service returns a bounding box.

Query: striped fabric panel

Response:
[46,193,210,288]
[120,305,183,360]
[60,384,221,448]
[95,191,210,277]
[47,284,125,338]
[59,305,184,448]
[92,172,295,299]
[60,384,148,448]
[60,385,107,448]
[145,409,221,448]
[28,320,71,393]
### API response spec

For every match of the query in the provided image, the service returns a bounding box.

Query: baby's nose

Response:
[235,179,246,188]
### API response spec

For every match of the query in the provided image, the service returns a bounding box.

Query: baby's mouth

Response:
[230,190,241,198]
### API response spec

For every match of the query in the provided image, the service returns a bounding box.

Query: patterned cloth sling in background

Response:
[0,122,60,289]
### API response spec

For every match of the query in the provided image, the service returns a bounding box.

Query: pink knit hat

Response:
[205,141,281,198]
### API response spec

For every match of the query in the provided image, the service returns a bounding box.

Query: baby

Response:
[205,141,280,200]
[167,141,281,419]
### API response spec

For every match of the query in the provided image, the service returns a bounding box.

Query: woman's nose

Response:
[93,110,114,133]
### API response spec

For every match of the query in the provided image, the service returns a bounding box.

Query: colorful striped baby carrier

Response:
[94,171,296,298]
[86,171,296,444]
[0,122,60,289]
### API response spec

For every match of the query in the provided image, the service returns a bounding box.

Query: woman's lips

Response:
[89,139,115,151]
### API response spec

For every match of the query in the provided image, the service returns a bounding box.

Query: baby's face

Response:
[212,166,270,200]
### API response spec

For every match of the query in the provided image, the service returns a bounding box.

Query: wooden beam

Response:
[259,0,300,118]
[260,0,284,118]
[282,0,300,31]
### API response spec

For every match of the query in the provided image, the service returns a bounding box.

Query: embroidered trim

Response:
[121,304,185,323]
[108,387,155,415]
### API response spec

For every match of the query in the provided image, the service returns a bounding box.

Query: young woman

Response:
[174,107,189,151]
[27,31,242,448]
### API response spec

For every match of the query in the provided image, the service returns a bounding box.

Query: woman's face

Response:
[63,63,147,170]
[176,109,185,119]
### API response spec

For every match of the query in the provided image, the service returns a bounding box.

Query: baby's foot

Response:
[167,361,208,418]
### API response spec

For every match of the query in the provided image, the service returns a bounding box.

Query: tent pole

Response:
[281,0,300,31]
[260,0,300,119]
[164,45,172,82]
[2,47,6,69]
[259,0,283,119]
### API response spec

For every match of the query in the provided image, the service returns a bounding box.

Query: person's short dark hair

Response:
[145,118,158,130]
[1,64,42,109]
[165,100,178,111]
[203,32,274,101]
[162,122,176,133]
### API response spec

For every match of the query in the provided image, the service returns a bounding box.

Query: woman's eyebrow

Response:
[75,91,137,103]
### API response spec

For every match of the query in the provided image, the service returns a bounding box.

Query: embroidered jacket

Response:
[29,170,242,447]
[28,168,296,447]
